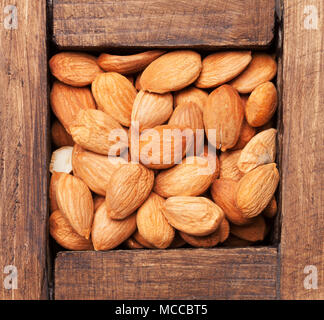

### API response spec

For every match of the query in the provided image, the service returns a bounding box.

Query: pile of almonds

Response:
[49,50,279,251]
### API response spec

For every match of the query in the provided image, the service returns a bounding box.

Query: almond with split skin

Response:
[174,87,208,112]
[195,51,252,88]
[98,50,165,74]
[50,81,97,133]
[203,85,244,151]
[154,156,216,197]
[69,109,128,156]
[56,173,94,239]
[211,178,253,226]
[106,163,154,220]
[136,193,175,249]
[245,81,278,127]
[92,72,137,127]
[49,146,73,174]
[230,215,267,242]
[49,52,103,87]
[163,196,224,236]
[140,50,202,93]
[92,203,137,251]
[236,163,279,218]
[49,210,93,250]
[237,128,277,173]
[136,125,193,169]
[72,144,126,196]
[51,120,74,147]
[219,149,244,181]
[229,53,277,94]
[131,90,173,132]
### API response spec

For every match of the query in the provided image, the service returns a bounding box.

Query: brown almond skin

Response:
[195,51,252,88]
[131,90,173,132]
[211,178,253,226]
[262,197,277,218]
[106,163,154,220]
[236,163,280,218]
[49,172,64,212]
[91,203,137,251]
[50,81,97,133]
[124,237,144,249]
[229,53,277,94]
[92,72,137,127]
[237,128,277,173]
[72,144,126,196]
[93,195,105,212]
[203,84,244,151]
[50,210,93,251]
[136,193,175,249]
[230,215,267,242]
[174,87,208,112]
[49,52,103,87]
[56,173,94,239]
[98,50,165,74]
[140,50,202,93]
[51,120,74,147]
[154,156,216,197]
[163,196,225,236]
[199,144,220,178]
[133,230,156,248]
[69,109,128,156]
[219,150,244,181]
[222,234,253,247]
[231,118,256,151]
[245,81,278,127]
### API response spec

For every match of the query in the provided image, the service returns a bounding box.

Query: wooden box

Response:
[0,0,322,300]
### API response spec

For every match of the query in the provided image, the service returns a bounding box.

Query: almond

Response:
[199,145,220,178]
[163,196,224,236]
[51,120,74,147]
[131,90,173,132]
[136,193,175,249]
[56,173,94,239]
[229,53,277,93]
[49,146,73,174]
[93,195,105,211]
[140,50,202,93]
[245,81,278,127]
[231,118,256,150]
[49,210,93,250]
[230,215,267,242]
[133,230,156,248]
[203,85,244,151]
[135,125,193,169]
[124,237,144,249]
[256,119,275,133]
[219,149,244,181]
[49,172,64,212]
[169,232,186,248]
[135,72,143,90]
[50,81,97,133]
[222,234,253,247]
[211,178,253,226]
[195,51,252,88]
[97,50,165,74]
[106,163,154,220]
[69,109,128,156]
[262,196,277,218]
[237,128,277,173]
[91,203,137,250]
[154,156,216,197]
[174,87,208,112]
[236,163,279,218]
[72,144,126,196]
[49,52,103,87]
[92,72,137,127]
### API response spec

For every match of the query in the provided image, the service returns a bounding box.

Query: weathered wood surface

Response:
[280,0,323,299]
[52,0,276,49]
[55,247,278,300]
[0,1,49,299]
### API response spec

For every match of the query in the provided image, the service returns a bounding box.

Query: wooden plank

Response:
[52,0,276,50]
[55,247,278,300]
[280,0,324,299]
[0,1,49,299]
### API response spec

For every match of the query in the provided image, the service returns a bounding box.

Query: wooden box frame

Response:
[0,0,322,300]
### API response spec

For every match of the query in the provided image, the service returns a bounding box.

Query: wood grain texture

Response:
[280,0,323,299]
[0,1,49,299]
[55,247,278,300]
[52,0,276,49]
